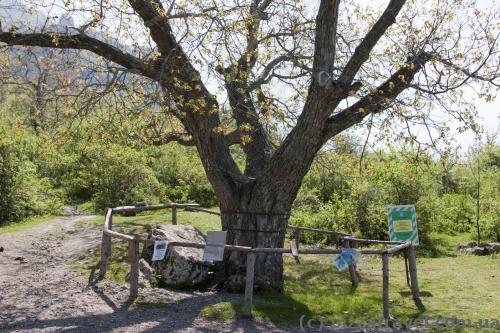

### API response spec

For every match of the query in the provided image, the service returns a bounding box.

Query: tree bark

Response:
[221,210,289,292]
[216,182,294,292]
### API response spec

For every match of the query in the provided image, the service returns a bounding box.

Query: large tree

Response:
[0,0,498,291]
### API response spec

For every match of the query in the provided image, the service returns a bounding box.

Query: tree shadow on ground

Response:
[0,291,280,333]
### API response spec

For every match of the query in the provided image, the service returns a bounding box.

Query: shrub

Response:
[10,161,64,219]
[348,181,389,241]
[0,131,62,224]
[0,137,17,223]
[290,198,356,245]
[151,146,217,207]
[84,145,162,211]
[433,194,475,233]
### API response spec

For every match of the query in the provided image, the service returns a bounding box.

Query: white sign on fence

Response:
[203,231,227,262]
[152,240,169,261]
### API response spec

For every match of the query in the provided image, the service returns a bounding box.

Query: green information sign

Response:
[387,205,419,245]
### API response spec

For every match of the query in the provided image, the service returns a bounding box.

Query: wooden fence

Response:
[99,203,420,320]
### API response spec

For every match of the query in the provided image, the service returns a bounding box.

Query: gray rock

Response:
[471,246,490,256]
[490,243,500,252]
[139,258,154,281]
[461,248,474,255]
[142,224,212,287]
[458,241,500,255]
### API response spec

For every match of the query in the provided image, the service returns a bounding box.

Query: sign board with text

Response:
[387,205,419,245]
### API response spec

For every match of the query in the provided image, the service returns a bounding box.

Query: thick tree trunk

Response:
[220,210,290,292]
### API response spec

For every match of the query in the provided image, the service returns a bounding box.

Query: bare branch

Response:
[338,0,407,85]
[323,52,433,143]
[0,32,148,74]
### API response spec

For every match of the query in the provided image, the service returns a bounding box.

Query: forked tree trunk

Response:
[221,210,290,292]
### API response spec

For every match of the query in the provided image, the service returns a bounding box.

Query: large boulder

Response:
[142,224,212,288]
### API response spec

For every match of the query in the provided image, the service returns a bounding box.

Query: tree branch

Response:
[312,0,341,77]
[140,130,242,147]
[215,0,276,176]
[337,0,407,85]
[0,32,148,74]
[127,0,246,204]
[323,52,433,143]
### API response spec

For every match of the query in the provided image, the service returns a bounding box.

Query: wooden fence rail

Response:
[99,203,420,321]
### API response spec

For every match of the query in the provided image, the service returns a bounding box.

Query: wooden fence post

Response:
[243,252,256,317]
[382,253,390,320]
[99,208,113,279]
[291,229,300,258]
[407,245,420,300]
[172,204,177,225]
[343,239,358,287]
[129,238,140,298]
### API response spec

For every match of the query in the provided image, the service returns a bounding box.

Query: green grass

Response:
[73,242,130,284]
[73,213,499,329]
[0,215,55,234]
[418,232,477,257]
[201,253,499,328]
[200,301,243,321]
[81,208,221,235]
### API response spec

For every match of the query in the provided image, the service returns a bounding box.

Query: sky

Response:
[456,98,499,146]
[363,90,500,154]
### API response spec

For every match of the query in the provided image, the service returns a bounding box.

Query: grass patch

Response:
[81,208,221,235]
[0,215,55,234]
[73,242,130,285]
[201,253,500,327]
[418,232,476,257]
[200,301,242,321]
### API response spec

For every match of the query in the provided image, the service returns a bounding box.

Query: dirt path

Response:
[0,215,328,333]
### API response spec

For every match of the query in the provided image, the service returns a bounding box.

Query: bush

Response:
[345,180,392,241]
[0,131,62,224]
[10,161,64,219]
[83,145,162,211]
[151,146,217,207]
[293,152,438,245]
[433,194,475,233]
[290,198,356,245]
[480,167,500,242]
[0,137,17,223]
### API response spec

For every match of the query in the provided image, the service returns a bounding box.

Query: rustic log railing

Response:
[99,203,420,321]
